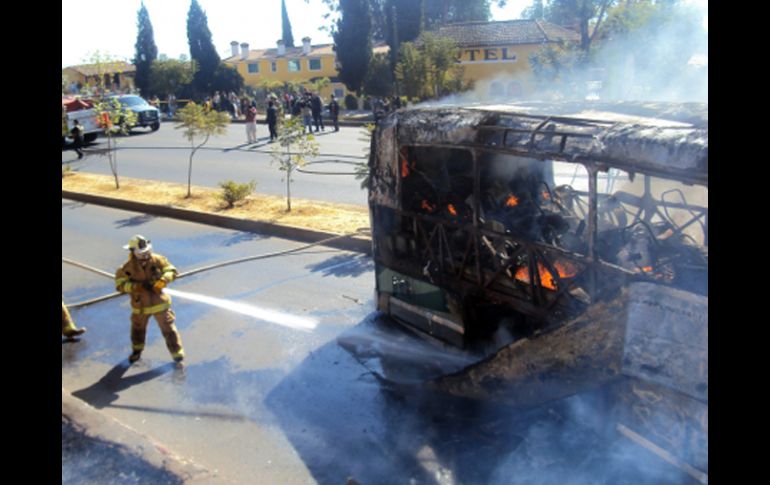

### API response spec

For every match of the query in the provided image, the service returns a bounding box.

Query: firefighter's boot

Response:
[128,351,142,363]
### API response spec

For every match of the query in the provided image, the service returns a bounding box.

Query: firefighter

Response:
[62,300,86,338]
[114,235,185,364]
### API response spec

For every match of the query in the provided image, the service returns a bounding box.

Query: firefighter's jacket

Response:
[114,253,178,315]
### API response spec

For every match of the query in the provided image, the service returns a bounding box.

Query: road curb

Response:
[62,190,372,255]
[62,388,220,483]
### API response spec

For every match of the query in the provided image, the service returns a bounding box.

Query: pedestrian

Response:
[62,300,86,338]
[70,119,84,159]
[266,100,278,142]
[167,93,177,119]
[328,94,340,132]
[245,101,258,144]
[301,95,313,134]
[114,235,185,364]
[229,92,241,119]
[310,93,325,132]
[391,95,402,111]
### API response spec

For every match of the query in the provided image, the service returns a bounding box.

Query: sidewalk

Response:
[62,388,222,484]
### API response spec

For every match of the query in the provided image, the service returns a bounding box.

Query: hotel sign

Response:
[460,47,518,64]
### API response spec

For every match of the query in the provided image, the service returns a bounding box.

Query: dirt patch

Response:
[62,172,370,235]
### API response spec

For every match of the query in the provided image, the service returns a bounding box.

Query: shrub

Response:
[218,179,257,208]
[344,94,358,110]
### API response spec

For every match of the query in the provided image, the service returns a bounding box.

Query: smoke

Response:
[413,2,707,107]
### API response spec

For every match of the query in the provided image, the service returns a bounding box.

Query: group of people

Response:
[289,91,340,134]
[242,90,340,144]
[63,235,186,365]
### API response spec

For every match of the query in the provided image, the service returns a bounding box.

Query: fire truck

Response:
[348,101,708,477]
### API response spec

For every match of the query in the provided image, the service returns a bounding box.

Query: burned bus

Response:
[361,102,707,474]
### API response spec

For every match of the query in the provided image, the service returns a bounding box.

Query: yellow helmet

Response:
[123,234,152,254]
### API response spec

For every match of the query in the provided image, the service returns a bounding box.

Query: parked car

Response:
[109,94,161,132]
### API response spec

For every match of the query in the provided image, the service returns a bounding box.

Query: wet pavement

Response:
[63,199,699,484]
[62,418,183,485]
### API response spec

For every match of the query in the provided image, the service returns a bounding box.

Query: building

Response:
[430,19,580,97]
[62,61,136,94]
[224,36,388,100]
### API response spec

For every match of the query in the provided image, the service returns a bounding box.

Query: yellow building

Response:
[431,19,580,97]
[62,61,136,94]
[224,36,388,100]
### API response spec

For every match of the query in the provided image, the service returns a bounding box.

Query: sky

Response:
[61,0,706,69]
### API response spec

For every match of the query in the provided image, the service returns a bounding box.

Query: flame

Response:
[421,200,435,213]
[447,204,457,216]
[514,260,579,291]
[505,194,519,207]
[400,150,410,178]
[638,266,653,273]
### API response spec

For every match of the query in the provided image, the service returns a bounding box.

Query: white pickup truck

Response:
[62,96,100,145]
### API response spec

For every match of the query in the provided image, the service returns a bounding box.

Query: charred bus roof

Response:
[380,101,707,187]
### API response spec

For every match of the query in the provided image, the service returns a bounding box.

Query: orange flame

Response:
[514,260,579,291]
[505,194,519,207]
[447,204,457,216]
[401,157,410,178]
[639,266,653,273]
[421,200,435,213]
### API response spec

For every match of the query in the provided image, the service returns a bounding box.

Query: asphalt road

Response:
[62,199,696,485]
[62,122,370,207]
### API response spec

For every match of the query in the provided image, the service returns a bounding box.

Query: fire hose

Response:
[62,228,371,309]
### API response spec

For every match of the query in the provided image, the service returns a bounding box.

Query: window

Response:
[334,88,344,99]
[308,58,322,71]
[247,63,259,74]
[271,61,277,72]
[288,60,300,72]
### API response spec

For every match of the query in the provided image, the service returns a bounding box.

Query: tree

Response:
[187,0,221,97]
[534,0,615,56]
[92,97,137,190]
[270,118,320,212]
[395,33,465,99]
[84,52,137,189]
[421,32,460,97]
[281,0,295,47]
[175,102,230,197]
[395,42,428,99]
[422,0,507,30]
[212,63,245,94]
[521,0,544,20]
[133,2,158,97]
[364,53,395,97]
[334,0,373,95]
[150,58,195,98]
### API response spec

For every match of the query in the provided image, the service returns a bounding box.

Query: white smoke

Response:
[413,2,707,107]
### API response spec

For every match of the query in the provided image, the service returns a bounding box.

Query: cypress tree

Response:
[187,0,221,97]
[282,0,295,48]
[334,0,372,95]
[133,2,158,97]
